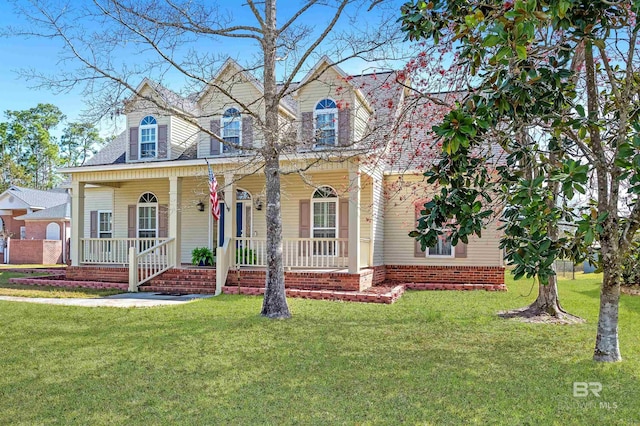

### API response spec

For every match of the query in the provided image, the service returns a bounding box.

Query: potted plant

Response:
[191,247,215,267]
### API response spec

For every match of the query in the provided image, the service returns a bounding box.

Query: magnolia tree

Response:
[400,0,640,361]
[7,0,408,318]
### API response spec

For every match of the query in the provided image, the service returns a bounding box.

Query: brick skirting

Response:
[62,264,505,293]
[225,268,374,292]
[385,265,505,287]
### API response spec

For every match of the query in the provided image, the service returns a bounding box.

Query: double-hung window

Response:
[139,116,157,159]
[98,211,112,238]
[221,108,241,153]
[314,99,337,147]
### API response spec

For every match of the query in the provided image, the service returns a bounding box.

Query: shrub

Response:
[622,238,640,287]
[191,247,215,266]
[236,247,257,265]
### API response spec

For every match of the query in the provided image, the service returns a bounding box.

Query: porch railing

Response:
[234,237,350,269]
[216,238,232,295]
[128,238,176,291]
[80,238,169,265]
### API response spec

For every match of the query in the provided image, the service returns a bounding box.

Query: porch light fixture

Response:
[255,197,263,211]
[196,201,205,212]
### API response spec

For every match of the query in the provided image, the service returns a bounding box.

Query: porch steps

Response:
[139,267,217,294]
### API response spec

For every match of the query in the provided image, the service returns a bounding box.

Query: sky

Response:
[0,1,408,138]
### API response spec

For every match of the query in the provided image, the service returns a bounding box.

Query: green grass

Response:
[0,273,639,425]
[0,272,122,299]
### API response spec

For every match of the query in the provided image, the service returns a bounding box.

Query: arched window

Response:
[138,192,158,239]
[221,107,241,153]
[46,223,61,240]
[312,186,338,237]
[139,116,158,159]
[314,99,337,146]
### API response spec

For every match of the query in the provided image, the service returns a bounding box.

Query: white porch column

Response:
[224,173,236,244]
[348,163,361,273]
[70,180,85,266]
[169,176,182,267]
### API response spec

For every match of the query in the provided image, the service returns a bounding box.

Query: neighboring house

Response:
[63,57,505,293]
[0,186,71,264]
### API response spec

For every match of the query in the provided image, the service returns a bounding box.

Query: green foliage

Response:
[401,0,639,286]
[0,103,65,189]
[191,247,214,266]
[0,104,103,190]
[59,122,104,167]
[236,247,257,265]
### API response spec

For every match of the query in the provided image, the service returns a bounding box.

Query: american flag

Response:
[207,161,220,221]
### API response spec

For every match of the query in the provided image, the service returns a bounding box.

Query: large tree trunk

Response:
[261,155,290,318]
[260,0,290,319]
[499,274,581,322]
[531,275,565,315]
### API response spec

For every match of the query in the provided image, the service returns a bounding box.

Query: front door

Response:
[218,201,252,246]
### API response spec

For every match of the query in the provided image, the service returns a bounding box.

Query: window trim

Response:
[313,98,338,148]
[137,192,158,239]
[220,107,242,154]
[139,115,158,159]
[97,210,113,239]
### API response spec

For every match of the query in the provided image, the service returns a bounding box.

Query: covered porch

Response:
[70,160,383,292]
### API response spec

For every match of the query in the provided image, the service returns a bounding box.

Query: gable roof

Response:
[0,186,70,210]
[295,56,373,113]
[197,58,297,118]
[126,78,199,116]
[15,202,70,221]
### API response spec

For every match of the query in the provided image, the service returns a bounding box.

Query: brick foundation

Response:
[385,265,505,287]
[225,268,374,292]
[60,264,506,294]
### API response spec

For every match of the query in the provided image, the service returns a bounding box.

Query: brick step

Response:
[400,283,507,291]
[221,285,405,304]
[140,285,216,294]
[9,276,128,291]
[147,280,216,287]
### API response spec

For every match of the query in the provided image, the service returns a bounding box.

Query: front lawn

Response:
[0,273,638,424]
[0,271,122,299]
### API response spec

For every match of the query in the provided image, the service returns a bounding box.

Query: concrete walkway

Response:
[0,292,212,308]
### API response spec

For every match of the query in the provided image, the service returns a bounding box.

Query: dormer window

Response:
[221,107,241,153]
[314,99,337,146]
[139,116,157,159]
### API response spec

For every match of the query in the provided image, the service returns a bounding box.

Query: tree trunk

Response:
[259,0,290,319]
[530,275,565,316]
[261,155,291,318]
[593,237,622,362]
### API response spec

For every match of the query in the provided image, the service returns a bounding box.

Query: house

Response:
[0,185,71,264]
[62,57,506,294]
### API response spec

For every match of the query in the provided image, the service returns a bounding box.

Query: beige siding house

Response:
[64,57,505,294]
